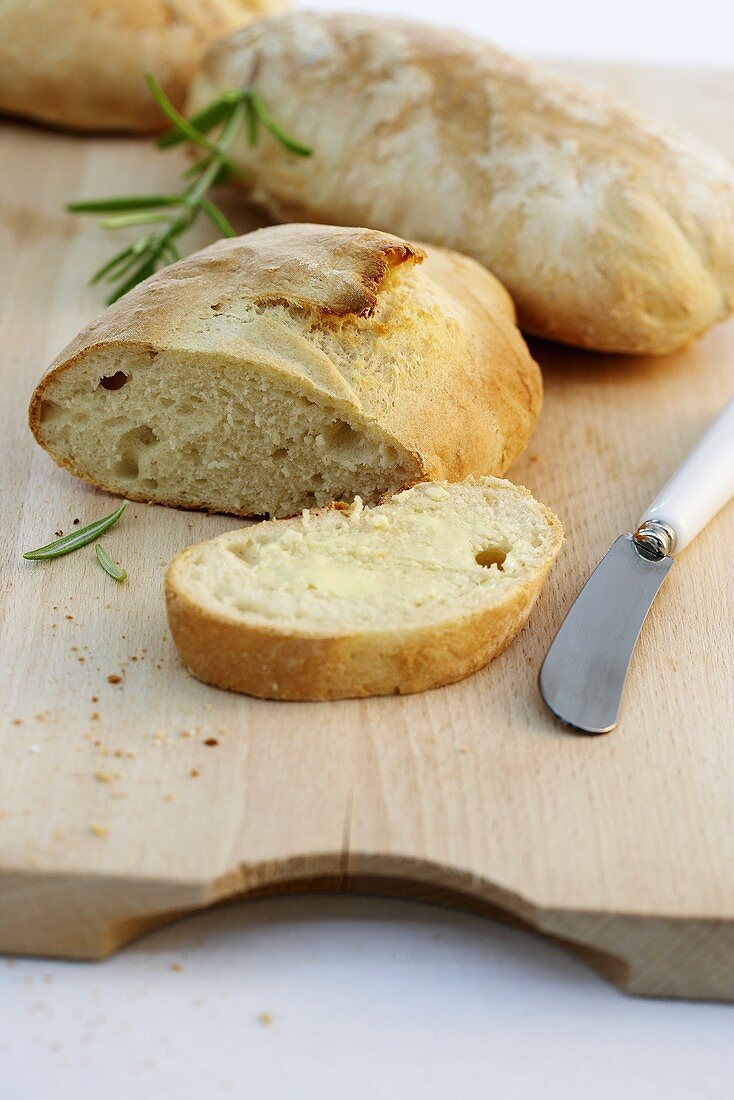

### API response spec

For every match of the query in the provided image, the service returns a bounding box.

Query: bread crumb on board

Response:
[89,823,109,838]
[257,1013,274,1027]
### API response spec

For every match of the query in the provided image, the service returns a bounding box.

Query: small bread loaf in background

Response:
[165,478,564,700]
[189,11,734,355]
[0,0,286,133]
[28,223,541,518]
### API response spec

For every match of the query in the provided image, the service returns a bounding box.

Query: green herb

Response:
[23,503,127,560]
[68,74,311,304]
[95,543,127,582]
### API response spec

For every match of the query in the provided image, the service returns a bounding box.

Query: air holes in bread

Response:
[475,546,507,570]
[98,371,129,391]
[39,400,63,424]
[114,424,159,480]
[323,420,359,450]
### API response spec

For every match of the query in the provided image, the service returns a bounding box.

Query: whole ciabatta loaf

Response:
[165,478,563,700]
[0,0,286,133]
[29,224,541,518]
[189,11,734,355]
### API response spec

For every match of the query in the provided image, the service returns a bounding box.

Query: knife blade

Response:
[539,395,734,734]
[539,535,672,733]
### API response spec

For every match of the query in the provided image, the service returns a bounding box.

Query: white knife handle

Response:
[638,395,734,555]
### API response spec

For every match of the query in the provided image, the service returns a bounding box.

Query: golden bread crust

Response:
[29,224,542,513]
[0,0,286,133]
[190,11,734,354]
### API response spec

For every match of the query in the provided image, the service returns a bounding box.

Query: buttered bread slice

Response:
[165,477,563,700]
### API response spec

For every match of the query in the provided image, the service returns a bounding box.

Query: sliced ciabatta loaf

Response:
[165,477,563,700]
[29,224,541,518]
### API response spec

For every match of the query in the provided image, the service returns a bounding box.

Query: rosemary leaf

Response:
[145,73,230,161]
[23,503,127,561]
[70,80,311,302]
[157,91,241,148]
[100,212,174,230]
[67,195,182,214]
[96,543,127,582]
[200,198,236,237]
[89,245,135,285]
[249,91,312,157]
[109,257,158,303]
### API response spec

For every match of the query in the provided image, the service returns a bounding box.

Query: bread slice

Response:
[165,477,563,700]
[28,224,541,519]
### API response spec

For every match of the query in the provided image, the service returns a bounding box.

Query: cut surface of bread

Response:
[29,224,541,518]
[165,477,564,699]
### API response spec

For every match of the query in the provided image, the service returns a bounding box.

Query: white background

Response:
[3,2,733,1097]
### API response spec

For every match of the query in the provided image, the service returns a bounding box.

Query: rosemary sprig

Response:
[68,74,311,304]
[23,503,127,560]
[96,543,127,582]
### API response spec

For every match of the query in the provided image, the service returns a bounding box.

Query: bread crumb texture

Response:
[29,224,540,518]
[165,477,563,699]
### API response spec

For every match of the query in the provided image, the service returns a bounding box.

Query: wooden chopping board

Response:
[1,61,732,1003]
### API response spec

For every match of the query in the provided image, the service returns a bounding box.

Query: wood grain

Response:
[1,62,733,1001]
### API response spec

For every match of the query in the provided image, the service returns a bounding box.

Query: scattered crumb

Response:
[107,674,122,684]
[204,738,219,747]
[91,696,99,703]
[73,518,80,525]
[91,712,100,721]
[257,1013,274,1027]
[65,615,73,621]
[89,823,109,838]
[55,530,63,538]
[190,769,200,778]
[179,731,191,739]
[94,770,114,783]
[528,453,540,463]
[170,963,182,973]
[163,794,174,803]
[12,719,22,726]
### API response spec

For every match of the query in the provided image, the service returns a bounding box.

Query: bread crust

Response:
[0,0,285,133]
[190,11,734,355]
[164,569,547,700]
[29,224,542,514]
[165,483,563,700]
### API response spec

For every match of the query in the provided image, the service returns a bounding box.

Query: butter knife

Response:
[540,396,734,734]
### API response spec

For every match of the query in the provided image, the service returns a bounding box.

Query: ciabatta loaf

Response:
[165,477,563,700]
[29,224,541,518]
[0,0,285,133]
[189,12,734,355]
